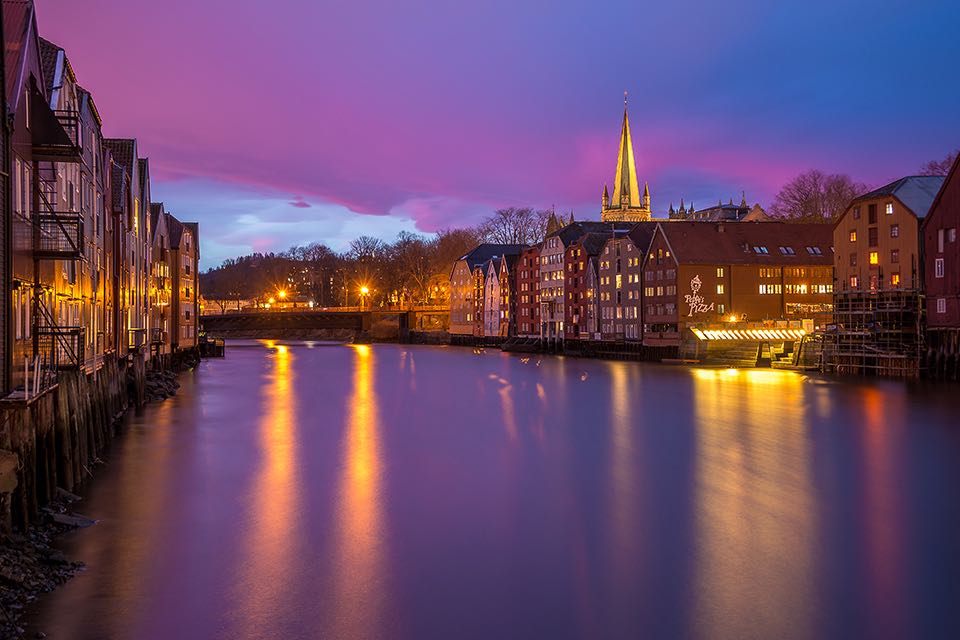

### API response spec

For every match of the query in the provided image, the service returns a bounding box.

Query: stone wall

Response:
[0,354,138,532]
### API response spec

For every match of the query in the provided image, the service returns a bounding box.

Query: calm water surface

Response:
[25,341,960,639]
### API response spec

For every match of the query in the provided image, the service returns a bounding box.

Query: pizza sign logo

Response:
[684,275,715,316]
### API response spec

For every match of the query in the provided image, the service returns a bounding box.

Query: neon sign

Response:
[684,275,715,316]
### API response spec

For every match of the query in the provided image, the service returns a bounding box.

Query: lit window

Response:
[885,202,894,215]
[716,284,725,294]
[891,224,899,238]
[869,251,879,265]
[891,273,900,287]
[716,267,724,278]
[849,230,857,242]
[849,276,859,289]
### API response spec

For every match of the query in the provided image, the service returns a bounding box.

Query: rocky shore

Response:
[0,492,90,639]
[144,369,181,403]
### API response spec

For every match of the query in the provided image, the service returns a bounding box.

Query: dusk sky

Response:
[40,0,960,269]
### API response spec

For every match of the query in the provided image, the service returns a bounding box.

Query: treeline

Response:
[200,228,481,311]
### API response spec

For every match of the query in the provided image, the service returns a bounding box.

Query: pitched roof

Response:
[104,138,136,174]
[628,221,659,254]
[166,213,185,248]
[37,36,59,94]
[150,202,165,238]
[656,221,834,265]
[110,163,128,211]
[571,231,612,256]
[546,220,634,247]
[852,175,945,219]
[458,243,527,271]
[4,0,35,112]
[922,154,960,230]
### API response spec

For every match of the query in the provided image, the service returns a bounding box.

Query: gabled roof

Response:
[546,221,634,247]
[4,0,37,113]
[570,231,612,257]
[852,175,945,219]
[922,154,960,230]
[37,36,58,94]
[167,212,185,248]
[150,202,166,242]
[627,221,659,255]
[110,162,128,211]
[104,138,136,174]
[457,243,527,271]
[654,221,834,266]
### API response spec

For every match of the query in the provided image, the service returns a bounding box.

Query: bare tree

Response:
[919,150,958,176]
[770,170,867,222]
[478,207,550,245]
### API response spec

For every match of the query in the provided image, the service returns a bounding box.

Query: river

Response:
[24,340,960,639]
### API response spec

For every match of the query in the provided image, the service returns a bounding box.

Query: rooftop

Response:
[853,175,946,219]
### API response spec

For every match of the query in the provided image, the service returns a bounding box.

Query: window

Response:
[937,298,947,314]
[806,246,822,255]
[868,227,878,247]
[853,206,861,220]
[753,246,769,254]
[939,229,945,253]
[869,251,879,265]
[950,228,957,243]
[890,273,900,287]
[868,204,877,223]
[890,224,899,238]
[885,202,893,215]
[935,258,944,278]
[716,267,724,278]
[850,275,859,289]
[779,246,795,255]
[849,230,857,242]
[850,253,857,267]
[891,249,899,264]
[716,284,725,294]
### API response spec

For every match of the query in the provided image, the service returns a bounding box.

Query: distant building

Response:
[150,203,173,359]
[834,176,944,292]
[168,215,200,352]
[515,244,542,337]
[600,97,651,223]
[922,155,960,341]
[668,195,771,222]
[482,259,500,337]
[564,232,609,340]
[598,222,657,341]
[448,244,526,339]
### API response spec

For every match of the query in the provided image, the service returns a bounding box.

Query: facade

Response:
[497,255,519,338]
[482,259,500,337]
[149,202,172,359]
[448,244,525,339]
[642,222,834,347]
[168,215,200,351]
[516,244,541,337]
[923,155,960,328]
[564,232,609,340]
[600,99,651,223]
[834,176,944,292]
[598,223,657,341]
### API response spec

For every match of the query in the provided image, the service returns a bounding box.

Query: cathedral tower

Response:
[601,94,651,222]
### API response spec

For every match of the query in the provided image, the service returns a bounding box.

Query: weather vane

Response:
[624,90,628,107]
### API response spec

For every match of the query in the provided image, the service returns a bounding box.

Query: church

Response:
[600,96,652,222]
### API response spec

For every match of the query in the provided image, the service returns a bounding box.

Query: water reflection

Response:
[234,340,299,636]
[326,344,388,639]
[606,363,638,573]
[691,368,816,639]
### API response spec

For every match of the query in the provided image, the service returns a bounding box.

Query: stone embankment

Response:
[0,352,197,638]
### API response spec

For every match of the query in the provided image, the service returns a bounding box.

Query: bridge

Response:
[200,308,449,340]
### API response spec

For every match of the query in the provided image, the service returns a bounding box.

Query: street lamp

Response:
[278,290,287,299]
[359,285,370,310]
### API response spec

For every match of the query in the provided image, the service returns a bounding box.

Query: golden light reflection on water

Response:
[691,368,816,639]
[236,340,298,635]
[326,344,387,639]
[607,363,637,559]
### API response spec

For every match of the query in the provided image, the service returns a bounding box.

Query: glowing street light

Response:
[360,286,370,296]
[278,290,287,299]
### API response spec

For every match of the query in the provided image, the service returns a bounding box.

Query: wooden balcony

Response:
[31,88,82,162]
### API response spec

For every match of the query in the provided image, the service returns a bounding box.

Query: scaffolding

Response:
[822,289,924,378]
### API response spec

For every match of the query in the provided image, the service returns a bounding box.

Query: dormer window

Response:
[806,246,822,255]
[753,246,769,254]
[779,246,795,255]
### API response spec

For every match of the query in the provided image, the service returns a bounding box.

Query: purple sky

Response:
[39,0,960,268]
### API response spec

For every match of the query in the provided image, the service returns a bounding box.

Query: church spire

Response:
[611,93,641,210]
[602,184,609,210]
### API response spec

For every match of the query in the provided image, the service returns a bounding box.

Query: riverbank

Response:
[0,355,193,639]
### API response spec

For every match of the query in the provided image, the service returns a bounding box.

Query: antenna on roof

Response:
[624,90,628,108]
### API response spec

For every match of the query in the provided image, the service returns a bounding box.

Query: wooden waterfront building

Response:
[598,222,657,342]
[643,222,834,363]
[167,214,200,352]
[515,244,541,338]
[564,232,609,341]
[921,154,960,378]
[827,176,943,377]
[448,244,525,341]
